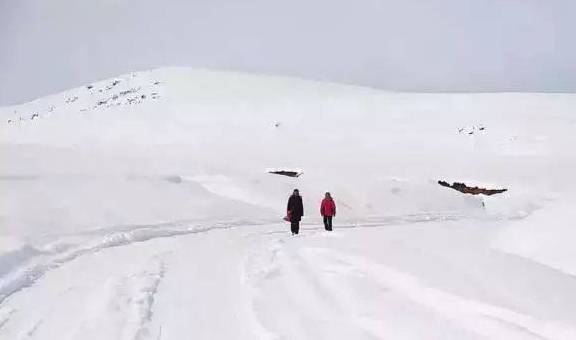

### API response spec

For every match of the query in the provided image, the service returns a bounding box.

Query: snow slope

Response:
[1,67,576,339]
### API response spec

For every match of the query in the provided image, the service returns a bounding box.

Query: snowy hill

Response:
[1,68,576,339]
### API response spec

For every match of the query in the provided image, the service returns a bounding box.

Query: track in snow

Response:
[0,212,477,306]
[2,215,576,339]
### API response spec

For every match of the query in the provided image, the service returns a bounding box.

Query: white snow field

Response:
[1,67,576,339]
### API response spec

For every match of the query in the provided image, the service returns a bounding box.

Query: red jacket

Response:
[320,198,336,216]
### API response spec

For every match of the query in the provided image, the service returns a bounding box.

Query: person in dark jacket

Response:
[320,192,336,231]
[287,189,304,235]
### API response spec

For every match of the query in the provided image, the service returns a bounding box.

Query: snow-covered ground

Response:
[1,68,576,339]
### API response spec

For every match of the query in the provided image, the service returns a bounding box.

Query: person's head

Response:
[293,189,300,196]
[325,192,331,199]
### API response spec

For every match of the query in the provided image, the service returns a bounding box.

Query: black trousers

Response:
[291,220,300,234]
[323,216,333,231]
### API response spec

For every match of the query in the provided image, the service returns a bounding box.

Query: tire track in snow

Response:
[244,234,378,339]
[254,211,500,237]
[247,230,576,340]
[0,219,275,309]
[242,235,288,340]
[123,258,166,340]
[0,212,493,334]
[0,211,475,309]
[313,249,576,340]
[243,229,361,339]
[22,320,43,339]
[242,213,506,339]
[0,308,15,330]
[0,256,167,340]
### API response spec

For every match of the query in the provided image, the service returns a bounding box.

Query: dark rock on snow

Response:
[438,180,507,196]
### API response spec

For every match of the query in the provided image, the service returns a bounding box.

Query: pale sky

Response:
[1,0,575,105]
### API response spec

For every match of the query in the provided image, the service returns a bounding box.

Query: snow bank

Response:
[494,197,576,276]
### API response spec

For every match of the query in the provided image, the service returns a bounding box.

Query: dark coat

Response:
[287,194,304,221]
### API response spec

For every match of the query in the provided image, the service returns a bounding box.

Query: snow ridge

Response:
[0,220,266,306]
[1,71,164,125]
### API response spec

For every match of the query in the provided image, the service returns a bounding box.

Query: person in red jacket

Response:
[320,192,336,231]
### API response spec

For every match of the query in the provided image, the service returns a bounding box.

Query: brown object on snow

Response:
[438,181,507,196]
